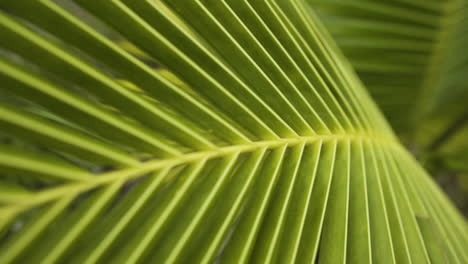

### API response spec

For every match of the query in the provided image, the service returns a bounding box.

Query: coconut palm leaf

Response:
[309,0,468,216]
[0,0,466,263]
[309,0,468,144]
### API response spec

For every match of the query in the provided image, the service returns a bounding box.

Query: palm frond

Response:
[0,0,466,263]
[309,0,468,141]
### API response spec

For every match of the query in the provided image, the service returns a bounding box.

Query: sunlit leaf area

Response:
[0,0,466,263]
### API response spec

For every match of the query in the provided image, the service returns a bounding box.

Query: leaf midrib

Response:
[0,132,398,218]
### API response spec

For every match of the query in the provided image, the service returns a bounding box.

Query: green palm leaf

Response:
[0,0,465,263]
[309,0,468,144]
[309,0,468,217]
